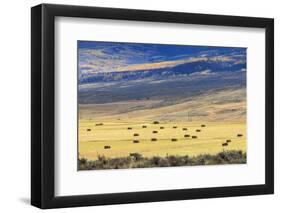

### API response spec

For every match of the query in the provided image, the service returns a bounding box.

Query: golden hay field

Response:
[78,120,246,160]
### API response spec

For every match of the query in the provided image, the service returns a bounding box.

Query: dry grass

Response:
[78,120,246,160]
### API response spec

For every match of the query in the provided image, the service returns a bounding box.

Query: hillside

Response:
[79,87,246,122]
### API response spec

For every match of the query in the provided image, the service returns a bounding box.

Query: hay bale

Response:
[182,128,187,131]
[184,134,190,138]
[86,128,91,131]
[104,145,111,149]
[152,130,158,134]
[226,139,231,143]
[142,125,147,128]
[95,123,103,126]
[160,127,164,129]
[173,126,177,129]
[201,124,206,127]
[133,140,140,143]
[196,129,201,132]
[127,127,132,130]
[133,133,139,136]
[237,134,243,137]
[171,138,178,142]
[151,138,157,142]
[222,143,228,147]
[192,136,198,139]
[153,121,160,124]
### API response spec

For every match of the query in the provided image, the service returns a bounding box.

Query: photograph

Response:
[77,41,247,170]
[30,2,274,209]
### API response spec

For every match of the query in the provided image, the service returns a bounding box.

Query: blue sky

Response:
[78,41,246,75]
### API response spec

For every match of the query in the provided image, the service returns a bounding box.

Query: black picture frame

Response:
[31,3,274,209]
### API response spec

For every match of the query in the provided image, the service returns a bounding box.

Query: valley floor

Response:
[78,120,246,161]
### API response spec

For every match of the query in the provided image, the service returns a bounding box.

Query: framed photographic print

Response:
[31,4,274,209]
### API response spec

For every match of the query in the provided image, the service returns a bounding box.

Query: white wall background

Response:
[0,0,279,212]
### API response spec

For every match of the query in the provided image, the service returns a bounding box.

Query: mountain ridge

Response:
[80,58,246,84]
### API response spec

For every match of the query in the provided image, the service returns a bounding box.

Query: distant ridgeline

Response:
[79,58,246,84]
